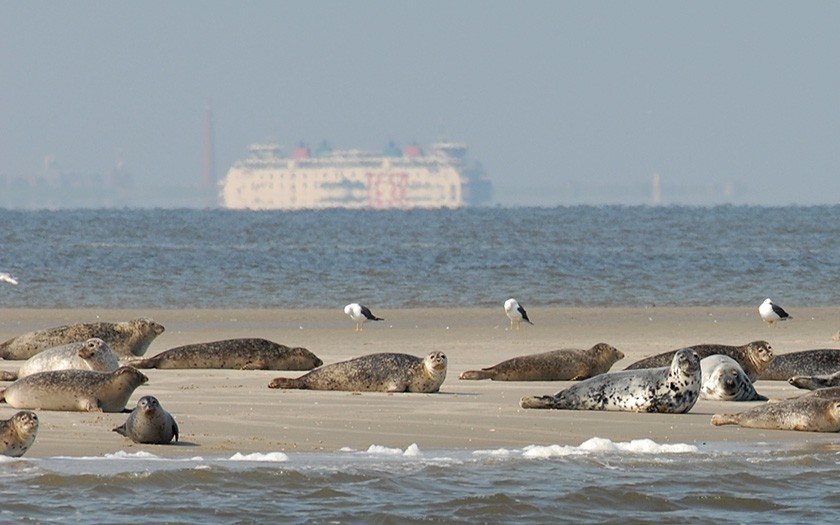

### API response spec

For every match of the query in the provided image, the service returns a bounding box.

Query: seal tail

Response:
[0,371,18,381]
[126,357,157,369]
[459,370,493,380]
[710,413,739,426]
[520,395,564,409]
[267,377,306,389]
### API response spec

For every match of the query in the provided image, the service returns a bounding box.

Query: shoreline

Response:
[2,307,839,457]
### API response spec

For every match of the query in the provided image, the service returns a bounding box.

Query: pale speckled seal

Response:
[711,396,840,432]
[0,366,148,412]
[113,395,179,444]
[624,341,774,383]
[0,411,38,457]
[788,371,840,391]
[128,338,322,370]
[758,349,840,381]
[520,348,702,413]
[459,343,624,381]
[0,318,165,360]
[14,338,120,380]
[268,352,447,393]
[700,355,766,401]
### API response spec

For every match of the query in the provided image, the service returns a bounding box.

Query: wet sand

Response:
[1,307,839,457]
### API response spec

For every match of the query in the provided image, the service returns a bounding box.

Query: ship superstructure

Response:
[220,140,491,210]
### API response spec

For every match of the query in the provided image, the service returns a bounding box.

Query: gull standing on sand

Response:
[504,298,533,331]
[759,298,791,327]
[344,303,384,332]
[0,273,18,285]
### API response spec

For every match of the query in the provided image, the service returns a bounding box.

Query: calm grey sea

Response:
[1,206,839,309]
[2,206,840,523]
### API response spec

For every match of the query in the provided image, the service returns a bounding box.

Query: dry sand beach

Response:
[2,307,839,458]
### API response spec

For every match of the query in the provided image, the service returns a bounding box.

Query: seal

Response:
[13,338,120,380]
[113,395,179,444]
[624,341,774,383]
[711,396,840,432]
[268,351,447,393]
[758,349,840,381]
[788,371,840,391]
[0,411,38,457]
[0,366,148,412]
[0,318,165,360]
[519,348,702,413]
[128,338,323,370]
[700,355,767,401]
[459,343,624,381]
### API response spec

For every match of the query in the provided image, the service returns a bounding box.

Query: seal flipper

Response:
[113,423,128,437]
[267,377,306,389]
[520,395,563,409]
[172,419,179,442]
[710,413,739,426]
[459,369,494,380]
[0,371,17,382]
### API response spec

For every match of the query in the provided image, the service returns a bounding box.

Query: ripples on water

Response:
[2,442,840,523]
[1,206,839,309]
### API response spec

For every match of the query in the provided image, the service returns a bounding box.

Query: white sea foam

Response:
[229,452,289,462]
[475,438,699,459]
[365,443,422,457]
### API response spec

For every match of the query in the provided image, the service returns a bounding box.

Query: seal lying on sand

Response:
[624,341,774,383]
[0,411,39,457]
[759,349,840,381]
[711,396,840,432]
[113,395,179,444]
[129,338,322,370]
[268,352,447,393]
[0,366,148,412]
[12,338,120,380]
[520,348,701,413]
[0,318,165,360]
[459,343,624,381]
[788,370,840,391]
[700,355,767,401]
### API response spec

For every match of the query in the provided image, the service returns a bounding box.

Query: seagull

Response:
[344,303,384,332]
[0,272,18,285]
[504,298,533,330]
[759,298,791,327]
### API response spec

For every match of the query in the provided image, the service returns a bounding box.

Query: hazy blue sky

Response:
[2,1,839,206]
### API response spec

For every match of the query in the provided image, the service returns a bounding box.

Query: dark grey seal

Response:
[788,370,840,391]
[113,395,179,444]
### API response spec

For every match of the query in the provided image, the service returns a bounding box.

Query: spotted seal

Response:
[788,370,840,391]
[268,352,447,393]
[520,348,701,413]
[711,396,840,432]
[0,318,165,360]
[0,366,148,412]
[113,395,179,444]
[459,343,624,381]
[700,355,766,401]
[758,349,840,381]
[12,338,120,380]
[128,338,322,370]
[0,411,39,457]
[624,341,774,383]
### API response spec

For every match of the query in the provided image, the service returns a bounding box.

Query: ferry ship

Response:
[219,140,492,210]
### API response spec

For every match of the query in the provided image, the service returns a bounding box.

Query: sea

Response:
[1,205,840,524]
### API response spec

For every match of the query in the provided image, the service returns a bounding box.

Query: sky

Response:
[2,1,839,207]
